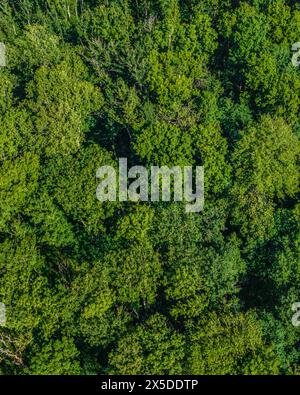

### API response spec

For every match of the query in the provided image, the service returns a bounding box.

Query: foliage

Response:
[0,0,299,375]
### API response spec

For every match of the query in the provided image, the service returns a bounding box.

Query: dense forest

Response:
[0,0,300,375]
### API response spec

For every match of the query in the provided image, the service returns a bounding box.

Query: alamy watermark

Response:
[0,303,6,326]
[292,42,300,67]
[96,158,204,213]
[0,42,6,67]
[292,302,300,327]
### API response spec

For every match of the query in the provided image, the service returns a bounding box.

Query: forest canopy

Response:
[0,0,300,375]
